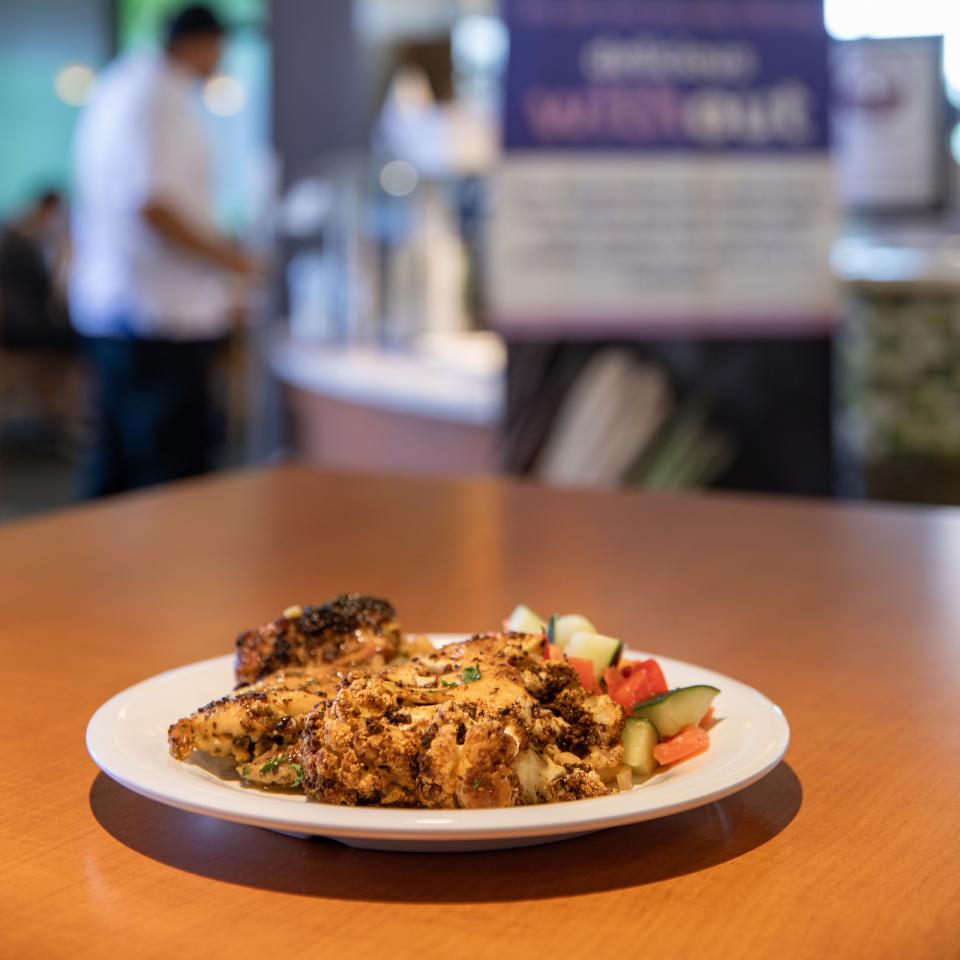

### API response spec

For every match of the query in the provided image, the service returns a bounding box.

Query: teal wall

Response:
[0,0,112,218]
[0,0,269,231]
[119,0,264,48]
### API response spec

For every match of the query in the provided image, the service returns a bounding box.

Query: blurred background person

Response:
[0,187,79,466]
[0,189,71,353]
[70,3,256,497]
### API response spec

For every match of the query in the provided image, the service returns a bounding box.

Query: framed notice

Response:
[488,0,838,337]
[832,36,948,213]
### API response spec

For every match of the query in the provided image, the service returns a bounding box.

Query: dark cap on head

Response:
[166,4,225,46]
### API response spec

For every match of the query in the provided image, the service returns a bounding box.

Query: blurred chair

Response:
[0,192,86,459]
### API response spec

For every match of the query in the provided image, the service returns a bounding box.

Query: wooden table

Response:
[4,466,959,959]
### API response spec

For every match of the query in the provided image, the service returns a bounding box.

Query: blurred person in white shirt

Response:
[70,4,255,496]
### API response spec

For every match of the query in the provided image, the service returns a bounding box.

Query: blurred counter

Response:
[833,229,960,503]
[268,330,506,474]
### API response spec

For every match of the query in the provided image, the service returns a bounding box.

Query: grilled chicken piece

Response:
[234,594,401,685]
[168,670,334,764]
[300,632,624,808]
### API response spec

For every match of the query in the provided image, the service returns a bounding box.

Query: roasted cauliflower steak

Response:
[299,632,624,808]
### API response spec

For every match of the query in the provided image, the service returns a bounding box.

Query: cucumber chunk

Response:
[565,631,623,678]
[622,717,658,776]
[506,604,546,634]
[631,685,719,738]
[552,614,597,652]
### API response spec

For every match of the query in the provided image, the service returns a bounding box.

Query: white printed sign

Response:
[490,0,837,336]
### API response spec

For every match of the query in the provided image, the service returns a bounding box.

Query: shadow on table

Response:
[90,762,801,902]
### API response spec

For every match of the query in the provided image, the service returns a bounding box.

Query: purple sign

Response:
[490,0,836,336]
[503,0,829,152]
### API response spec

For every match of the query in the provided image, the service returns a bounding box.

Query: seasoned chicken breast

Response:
[234,594,401,685]
[168,669,334,764]
[299,632,624,808]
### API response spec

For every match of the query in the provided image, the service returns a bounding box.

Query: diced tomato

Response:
[603,658,668,709]
[607,681,639,711]
[637,658,668,695]
[567,656,600,693]
[603,666,623,690]
[698,706,715,729]
[653,725,709,766]
[544,642,563,661]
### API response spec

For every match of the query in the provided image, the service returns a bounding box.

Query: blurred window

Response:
[825,0,960,105]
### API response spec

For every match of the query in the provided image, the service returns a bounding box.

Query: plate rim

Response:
[86,637,791,843]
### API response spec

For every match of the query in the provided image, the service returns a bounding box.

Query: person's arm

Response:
[141,200,254,274]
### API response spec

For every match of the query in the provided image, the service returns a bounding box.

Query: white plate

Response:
[86,637,790,852]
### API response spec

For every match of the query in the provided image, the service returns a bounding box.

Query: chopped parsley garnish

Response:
[290,762,304,789]
[259,755,285,775]
[440,679,458,688]
[471,778,482,788]
[240,765,249,778]
[462,665,481,684]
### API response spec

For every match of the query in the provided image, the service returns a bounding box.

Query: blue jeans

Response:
[82,336,224,497]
